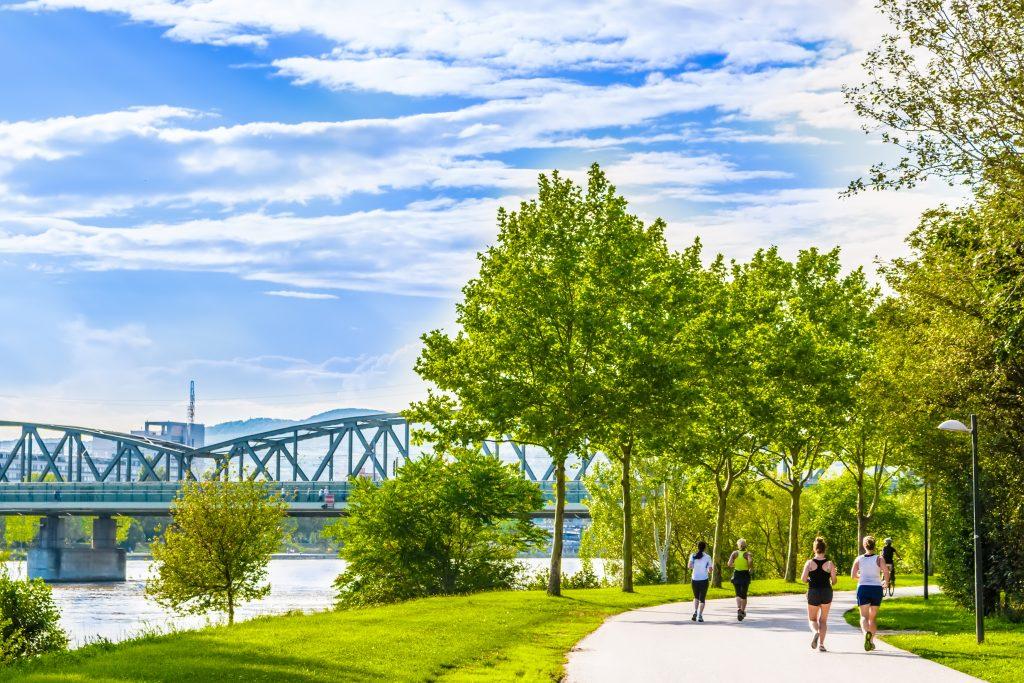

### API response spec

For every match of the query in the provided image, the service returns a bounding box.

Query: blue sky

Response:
[0,1,958,429]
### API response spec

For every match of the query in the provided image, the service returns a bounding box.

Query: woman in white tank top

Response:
[851,535,890,651]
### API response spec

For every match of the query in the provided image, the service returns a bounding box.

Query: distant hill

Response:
[205,408,385,444]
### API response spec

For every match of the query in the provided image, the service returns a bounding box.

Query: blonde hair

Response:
[737,538,747,550]
[863,535,876,552]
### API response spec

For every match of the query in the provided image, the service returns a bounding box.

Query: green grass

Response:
[2,575,928,682]
[843,594,1024,683]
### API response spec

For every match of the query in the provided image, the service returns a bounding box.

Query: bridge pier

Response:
[27,515,126,583]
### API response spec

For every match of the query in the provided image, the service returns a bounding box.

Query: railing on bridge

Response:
[0,413,594,485]
[0,480,588,510]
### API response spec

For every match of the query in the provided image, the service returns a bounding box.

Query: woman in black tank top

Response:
[800,537,837,652]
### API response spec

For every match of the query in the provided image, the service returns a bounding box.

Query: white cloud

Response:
[264,290,338,300]
[0,106,196,161]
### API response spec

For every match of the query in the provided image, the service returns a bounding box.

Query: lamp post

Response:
[923,477,929,600]
[937,414,984,644]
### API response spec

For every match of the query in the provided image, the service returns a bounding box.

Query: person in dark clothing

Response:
[800,537,837,652]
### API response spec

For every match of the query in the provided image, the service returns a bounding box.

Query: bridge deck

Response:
[0,481,589,518]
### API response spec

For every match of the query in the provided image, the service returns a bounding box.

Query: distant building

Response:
[131,421,205,448]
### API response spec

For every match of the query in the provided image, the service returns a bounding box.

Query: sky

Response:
[0,0,963,430]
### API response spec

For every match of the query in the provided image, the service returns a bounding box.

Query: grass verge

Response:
[843,594,1023,683]
[3,575,927,682]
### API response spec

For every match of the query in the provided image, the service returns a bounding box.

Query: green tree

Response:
[331,449,545,607]
[0,571,67,663]
[145,481,287,625]
[746,247,876,581]
[682,255,769,587]
[2,517,39,548]
[845,0,1024,194]
[833,345,906,558]
[590,235,704,592]
[412,164,653,596]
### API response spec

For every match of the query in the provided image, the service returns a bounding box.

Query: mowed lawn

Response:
[844,594,1023,683]
[3,575,926,683]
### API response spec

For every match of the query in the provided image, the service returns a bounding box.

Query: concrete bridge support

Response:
[27,516,126,582]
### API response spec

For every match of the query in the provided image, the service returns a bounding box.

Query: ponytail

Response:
[695,540,707,560]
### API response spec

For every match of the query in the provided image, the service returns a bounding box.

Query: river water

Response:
[6,557,589,646]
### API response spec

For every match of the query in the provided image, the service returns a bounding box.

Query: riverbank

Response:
[843,594,1023,683]
[1,576,928,682]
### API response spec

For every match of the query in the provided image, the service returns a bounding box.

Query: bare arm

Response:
[851,557,860,580]
[727,551,738,568]
[880,556,890,586]
[747,552,753,571]
[687,555,694,570]
[829,561,837,586]
[800,560,811,583]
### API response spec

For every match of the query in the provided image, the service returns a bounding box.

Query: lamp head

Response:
[937,419,971,433]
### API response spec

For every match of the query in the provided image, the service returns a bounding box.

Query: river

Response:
[6,557,591,646]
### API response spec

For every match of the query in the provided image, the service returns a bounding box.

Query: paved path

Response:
[565,587,979,682]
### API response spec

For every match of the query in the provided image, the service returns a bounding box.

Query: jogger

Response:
[852,535,890,651]
[727,539,753,621]
[688,540,713,622]
[800,537,837,652]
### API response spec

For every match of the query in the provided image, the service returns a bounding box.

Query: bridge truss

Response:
[0,413,593,485]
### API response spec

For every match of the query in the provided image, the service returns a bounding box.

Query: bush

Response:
[0,571,68,663]
[331,449,546,607]
[524,560,605,590]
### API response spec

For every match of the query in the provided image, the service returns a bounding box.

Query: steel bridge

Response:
[0,413,591,517]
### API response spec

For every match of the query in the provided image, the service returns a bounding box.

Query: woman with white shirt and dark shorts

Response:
[851,535,890,651]
[688,541,714,622]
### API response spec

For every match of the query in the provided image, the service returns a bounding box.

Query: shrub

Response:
[0,571,68,663]
[331,449,546,607]
[524,561,605,590]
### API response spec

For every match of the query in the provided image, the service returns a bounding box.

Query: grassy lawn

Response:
[2,575,927,682]
[843,594,1023,683]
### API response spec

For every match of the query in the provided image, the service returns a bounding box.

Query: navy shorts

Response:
[857,585,884,606]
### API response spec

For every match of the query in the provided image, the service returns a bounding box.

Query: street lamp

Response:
[937,414,984,644]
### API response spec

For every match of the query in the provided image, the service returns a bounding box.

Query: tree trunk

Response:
[856,486,867,560]
[711,487,728,588]
[227,590,235,625]
[620,444,634,593]
[547,459,566,597]
[784,486,801,582]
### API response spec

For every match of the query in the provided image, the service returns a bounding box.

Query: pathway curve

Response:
[565,587,978,682]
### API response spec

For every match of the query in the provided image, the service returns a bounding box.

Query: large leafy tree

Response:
[845,0,1024,194]
[833,337,907,558]
[146,481,287,624]
[332,449,544,607]
[681,256,768,587]
[412,164,668,596]
[592,241,705,592]
[746,248,876,581]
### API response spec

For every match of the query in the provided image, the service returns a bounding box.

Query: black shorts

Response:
[731,570,751,599]
[807,587,833,606]
[692,579,709,602]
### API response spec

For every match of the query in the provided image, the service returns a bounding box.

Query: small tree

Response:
[0,570,67,663]
[331,449,545,607]
[146,481,286,625]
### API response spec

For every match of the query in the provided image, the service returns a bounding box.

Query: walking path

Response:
[565,587,979,682]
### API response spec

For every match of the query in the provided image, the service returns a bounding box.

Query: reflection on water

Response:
[6,557,587,647]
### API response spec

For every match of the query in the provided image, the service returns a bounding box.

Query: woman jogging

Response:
[800,537,837,652]
[851,535,890,651]
[688,541,713,622]
[727,538,753,621]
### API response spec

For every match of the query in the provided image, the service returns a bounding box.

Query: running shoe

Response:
[691,612,697,622]
[697,615,704,623]
[864,632,874,651]
[739,610,745,621]
[819,645,827,652]
[811,633,819,649]
[737,609,743,621]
